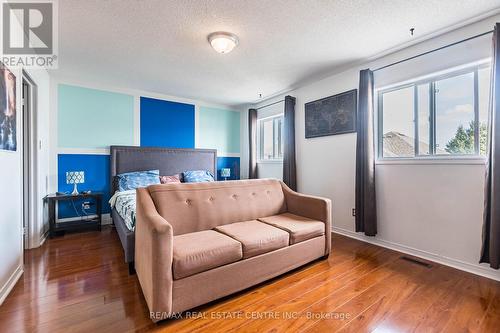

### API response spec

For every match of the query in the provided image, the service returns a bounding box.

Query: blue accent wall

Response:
[140,97,195,148]
[56,84,242,222]
[57,154,111,218]
[217,157,240,180]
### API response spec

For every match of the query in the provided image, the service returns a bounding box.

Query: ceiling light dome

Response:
[208,32,239,54]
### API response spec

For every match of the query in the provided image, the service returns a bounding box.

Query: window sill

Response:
[376,157,486,166]
[257,160,283,164]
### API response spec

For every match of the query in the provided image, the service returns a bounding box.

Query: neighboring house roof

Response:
[382,131,446,157]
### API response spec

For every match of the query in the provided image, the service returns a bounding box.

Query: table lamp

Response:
[221,168,231,181]
[66,171,85,195]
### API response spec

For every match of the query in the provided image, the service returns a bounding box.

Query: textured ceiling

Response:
[52,0,500,106]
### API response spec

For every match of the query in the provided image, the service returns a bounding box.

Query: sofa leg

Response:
[128,262,136,275]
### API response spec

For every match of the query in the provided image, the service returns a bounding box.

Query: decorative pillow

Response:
[117,170,160,191]
[159,174,182,184]
[183,170,215,183]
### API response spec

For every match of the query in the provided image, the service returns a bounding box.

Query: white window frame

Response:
[375,61,490,165]
[257,114,284,163]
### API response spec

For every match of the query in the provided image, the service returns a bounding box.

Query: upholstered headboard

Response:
[110,146,217,193]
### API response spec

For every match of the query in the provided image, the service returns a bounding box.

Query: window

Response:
[378,64,490,158]
[258,115,283,161]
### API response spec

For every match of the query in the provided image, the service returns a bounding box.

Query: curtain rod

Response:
[256,99,284,110]
[372,30,494,72]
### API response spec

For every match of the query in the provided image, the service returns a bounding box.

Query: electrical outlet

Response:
[82,201,93,210]
[352,208,356,217]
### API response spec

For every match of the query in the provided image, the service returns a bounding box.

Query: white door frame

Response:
[21,71,39,250]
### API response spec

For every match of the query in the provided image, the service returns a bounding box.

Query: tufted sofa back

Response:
[147,179,287,236]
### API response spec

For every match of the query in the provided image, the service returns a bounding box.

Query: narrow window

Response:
[258,114,284,161]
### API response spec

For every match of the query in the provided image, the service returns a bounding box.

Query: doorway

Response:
[22,72,38,250]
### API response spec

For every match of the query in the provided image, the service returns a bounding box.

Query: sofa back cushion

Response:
[148,179,287,235]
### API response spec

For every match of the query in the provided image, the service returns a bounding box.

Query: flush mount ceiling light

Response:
[208,32,239,54]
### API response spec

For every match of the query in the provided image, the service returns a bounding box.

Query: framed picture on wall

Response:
[0,62,16,151]
[304,89,357,138]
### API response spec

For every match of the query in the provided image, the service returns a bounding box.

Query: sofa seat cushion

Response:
[215,220,289,259]
[258,213,325,245]
[173,230,243,280]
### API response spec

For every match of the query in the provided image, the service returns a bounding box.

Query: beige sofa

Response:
[135,179,331,322]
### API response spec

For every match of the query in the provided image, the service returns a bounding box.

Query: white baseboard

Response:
[332,226,500,282]
[0,265,23,305]
[38,230,49,247]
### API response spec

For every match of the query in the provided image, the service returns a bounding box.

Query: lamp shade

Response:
[220,168,231,178]
[66,171,85,184]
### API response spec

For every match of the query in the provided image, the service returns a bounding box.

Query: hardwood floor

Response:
[1,226,499,333]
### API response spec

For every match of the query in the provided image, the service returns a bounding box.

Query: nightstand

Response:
[45,192,102,238]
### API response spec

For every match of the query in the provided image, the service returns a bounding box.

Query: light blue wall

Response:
[198,107,240,154]
[58,84,134,148]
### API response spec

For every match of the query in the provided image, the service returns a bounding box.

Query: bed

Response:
[109,145,217,274]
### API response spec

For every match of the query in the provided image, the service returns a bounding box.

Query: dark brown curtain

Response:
[283,95,297,191]
[480,23,500,269]
[355,69,377,236]
[248,108,258,179]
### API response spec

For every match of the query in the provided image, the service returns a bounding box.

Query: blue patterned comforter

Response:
[109,190,136,231]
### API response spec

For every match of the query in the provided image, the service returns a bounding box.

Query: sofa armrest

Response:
[135,187,174,321]
[280,181,332,256]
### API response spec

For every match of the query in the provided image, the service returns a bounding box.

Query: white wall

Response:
[0,67,51,304]
[248,15,500,281]
[257,162,283,179]
[376,163,485,264]
[0,68,23,305]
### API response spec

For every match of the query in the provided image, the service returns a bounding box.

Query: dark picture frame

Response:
[305,89,357,138]
[0,62,17,151]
